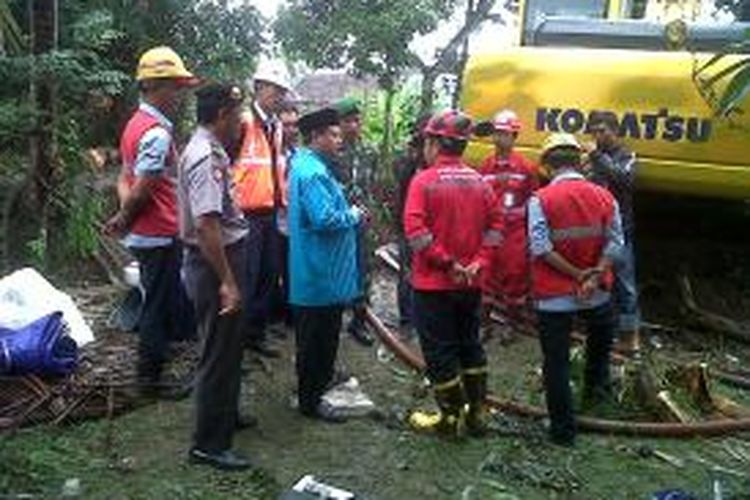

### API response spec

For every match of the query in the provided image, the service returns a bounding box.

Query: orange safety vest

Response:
[233,109,287,212]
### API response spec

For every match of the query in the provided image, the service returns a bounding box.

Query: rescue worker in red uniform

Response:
[404,110,504,437]
[528,133,623,447]
[478,110,539,324]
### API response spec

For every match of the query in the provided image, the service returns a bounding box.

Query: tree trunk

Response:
[419,69,437,115]
[452,0,475,108]
[382,84,395,167]
[29,0,58,266]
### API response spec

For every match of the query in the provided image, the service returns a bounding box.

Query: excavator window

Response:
[521,0,750,52]
[524,0,609,26]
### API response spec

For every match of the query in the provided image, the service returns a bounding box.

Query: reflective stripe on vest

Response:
[482,172,528,182]
[408,232,434,251]
[549,225,604,242]
[483,229,502,247]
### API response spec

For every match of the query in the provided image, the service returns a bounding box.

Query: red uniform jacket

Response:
[479,151,539,299]
[531,179,615,299]
[478,151,539,219]
[404,154,504,291]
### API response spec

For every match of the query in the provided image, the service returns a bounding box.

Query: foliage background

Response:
[0,0,264,275]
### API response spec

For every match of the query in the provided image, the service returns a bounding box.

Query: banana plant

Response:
[692,34,750,118]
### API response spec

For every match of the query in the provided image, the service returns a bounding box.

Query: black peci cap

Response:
[298,107,340,136]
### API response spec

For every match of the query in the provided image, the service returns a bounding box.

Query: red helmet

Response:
[423,109,474,140]
[492,109,521,133]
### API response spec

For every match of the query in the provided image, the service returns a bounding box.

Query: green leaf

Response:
[701,57,750,87]
[0,0,25,54]
[718,63,750,116]
[695,40,750,75]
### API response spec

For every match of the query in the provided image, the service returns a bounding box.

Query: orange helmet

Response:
[423,109,474,140]
[492,109,521,133]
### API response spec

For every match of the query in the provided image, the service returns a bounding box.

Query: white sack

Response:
[0,267,94,346]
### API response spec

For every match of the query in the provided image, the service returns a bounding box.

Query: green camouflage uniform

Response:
[335,139,379,305]
[337,139,379,207]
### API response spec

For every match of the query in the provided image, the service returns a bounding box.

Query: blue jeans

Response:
[613,240,641,332]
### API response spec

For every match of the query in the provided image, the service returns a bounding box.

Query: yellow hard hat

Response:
[540,133,581,158]
[136,46,196,82]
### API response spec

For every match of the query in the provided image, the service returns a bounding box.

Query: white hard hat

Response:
[492,109,521,132]
[252,59,293,92]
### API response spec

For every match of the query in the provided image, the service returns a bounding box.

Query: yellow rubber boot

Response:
[408,377,466,438]
[463,367,488,437]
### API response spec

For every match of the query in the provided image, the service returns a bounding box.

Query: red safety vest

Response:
[119,108,178,237]
[233,110,287,213]
[531,178,615,299]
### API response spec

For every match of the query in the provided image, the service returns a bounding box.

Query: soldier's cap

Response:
[299,107,340,136]
[195,83,244,110]
[333,97,360,118]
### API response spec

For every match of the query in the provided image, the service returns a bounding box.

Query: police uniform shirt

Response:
[178,126,248,246]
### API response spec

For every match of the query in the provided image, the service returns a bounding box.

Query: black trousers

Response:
[184,239,248,453]
[536,302,615,441]
[294,305,343,413]
[131,243,192,382]
[244,213,282,341]
[413,290,486,384]
[271,231,292,326]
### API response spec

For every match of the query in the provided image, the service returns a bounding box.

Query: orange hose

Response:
[366,307,750,438]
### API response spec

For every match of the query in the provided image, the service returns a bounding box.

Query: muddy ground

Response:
[2,195,750,499]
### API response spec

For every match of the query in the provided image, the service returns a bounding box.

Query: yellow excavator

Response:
[462,0,750,199]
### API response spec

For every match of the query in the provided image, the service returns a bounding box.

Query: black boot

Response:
[463,367,488,437]
[408,377,466,438]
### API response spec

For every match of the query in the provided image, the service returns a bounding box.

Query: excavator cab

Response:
[461,0,750,199]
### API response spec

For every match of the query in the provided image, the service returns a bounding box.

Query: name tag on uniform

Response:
[503,192,516,208]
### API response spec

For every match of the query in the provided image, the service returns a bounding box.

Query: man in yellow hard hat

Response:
[105,46,198,397]
[528,133,623,447]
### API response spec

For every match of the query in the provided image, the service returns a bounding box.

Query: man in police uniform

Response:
[179,84,251,470]
[333,97,379,346]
